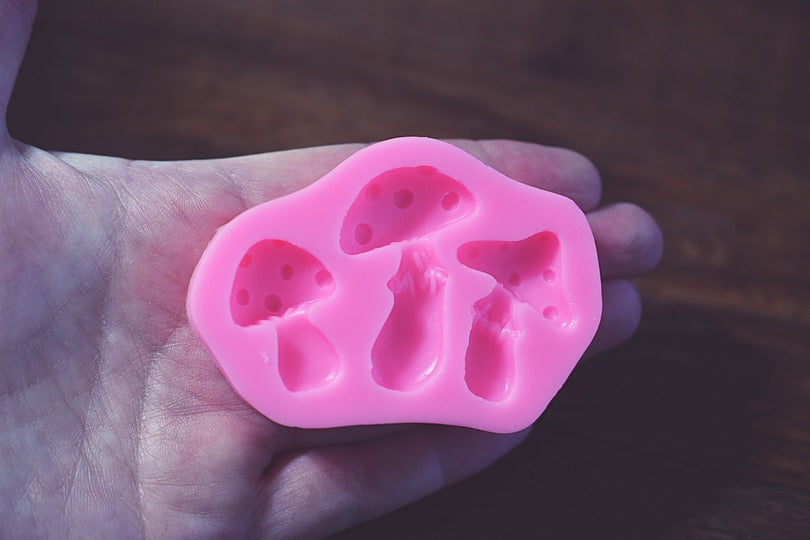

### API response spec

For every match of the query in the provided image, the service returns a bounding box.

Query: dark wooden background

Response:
[8,0,809,537]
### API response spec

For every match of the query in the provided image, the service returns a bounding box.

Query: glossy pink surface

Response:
[187,137,602,433]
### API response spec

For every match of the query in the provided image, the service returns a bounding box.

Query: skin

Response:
[0,1,663,538]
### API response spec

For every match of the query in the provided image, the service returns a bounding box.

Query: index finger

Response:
[449,139,602,212]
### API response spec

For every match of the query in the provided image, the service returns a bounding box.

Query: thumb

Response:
[0,0,37,136]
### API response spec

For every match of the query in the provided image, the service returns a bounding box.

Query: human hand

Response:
[0,1,662,538]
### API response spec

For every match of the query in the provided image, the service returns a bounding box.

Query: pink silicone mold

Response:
[187,137,602,433]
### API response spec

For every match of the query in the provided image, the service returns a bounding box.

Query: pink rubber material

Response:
[187,137,602,433]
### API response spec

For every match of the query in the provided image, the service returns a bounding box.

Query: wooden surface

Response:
[8,0,809,537]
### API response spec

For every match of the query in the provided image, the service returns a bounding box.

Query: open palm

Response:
[0,2,662,538]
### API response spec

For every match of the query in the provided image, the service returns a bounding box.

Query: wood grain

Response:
[8,0,809,537]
